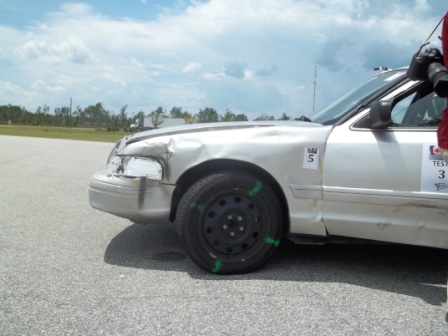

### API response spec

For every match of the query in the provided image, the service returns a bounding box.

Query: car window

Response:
[312,69,407,125]
[390,94,415,125]
[391,90,446,128]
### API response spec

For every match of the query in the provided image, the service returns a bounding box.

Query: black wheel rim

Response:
[199,190,267,260]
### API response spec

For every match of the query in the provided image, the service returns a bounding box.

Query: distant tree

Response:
[71,106,83,127]
[119,105,129,131]
[61,106,70,126]
[31,105,53,125]
[196,107,219,123]
[183,112,197,124]
[54,107,62,126]
[108,114,120,131]
[149,106,166,128]
[220,109,236,122]
[54,106,70,127]
[0,105,29,124]
[33,106,43,125]
[234,113,248,121]
[169,106,187,119]
[277,113,291,121]
[219,109,249,122]
[84,102,109,128]
[133,111,145,129]
[253,113,274,121]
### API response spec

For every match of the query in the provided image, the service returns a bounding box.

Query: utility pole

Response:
[313,66,317,113]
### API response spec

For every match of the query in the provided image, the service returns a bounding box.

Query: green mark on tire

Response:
[249,180,263,196]
[212,259,222,273]
[264,237,280,246]
[189,202,205,212]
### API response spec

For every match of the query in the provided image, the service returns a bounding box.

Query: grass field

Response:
[0,125,127,142]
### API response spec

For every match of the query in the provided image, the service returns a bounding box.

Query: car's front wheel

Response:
[176,171,284,274]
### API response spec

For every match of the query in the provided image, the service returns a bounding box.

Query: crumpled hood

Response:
[115,120,331,162]
[125,120,321,145]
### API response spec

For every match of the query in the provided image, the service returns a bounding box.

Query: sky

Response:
[0,0,447,120]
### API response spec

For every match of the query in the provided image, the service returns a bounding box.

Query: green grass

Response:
[0,125,127,143]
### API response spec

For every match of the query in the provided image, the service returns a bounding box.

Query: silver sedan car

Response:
[89,68,448,274]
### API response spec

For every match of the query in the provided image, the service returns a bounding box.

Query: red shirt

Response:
[439,12,448,149]
[438,109,448,149]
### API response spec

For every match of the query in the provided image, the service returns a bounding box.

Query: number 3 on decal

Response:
[439,170,446,180]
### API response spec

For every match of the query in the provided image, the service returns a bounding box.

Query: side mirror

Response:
[370,100,392,129]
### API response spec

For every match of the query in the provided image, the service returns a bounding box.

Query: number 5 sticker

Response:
[303,147,319,170]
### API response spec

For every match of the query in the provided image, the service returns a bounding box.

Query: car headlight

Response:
[106,156,163,180]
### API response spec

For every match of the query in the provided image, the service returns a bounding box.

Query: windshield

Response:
[312,69,407,125]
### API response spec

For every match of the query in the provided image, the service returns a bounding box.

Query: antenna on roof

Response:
[313,66,317,112]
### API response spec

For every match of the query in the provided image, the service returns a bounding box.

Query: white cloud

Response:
[55,3,93,17]
[54,36,92,63]
[0,0,445,119]
[31,80,66,93]
[103,74,128,87]
[182,61,202,73]
[155,83,207,110]
[22,40,47,60]
[414,0,431,13]
[22,36,91,63]
[0,81,24,96]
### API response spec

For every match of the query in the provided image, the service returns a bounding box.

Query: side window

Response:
[391,94,416,125]
[391,90,445,127]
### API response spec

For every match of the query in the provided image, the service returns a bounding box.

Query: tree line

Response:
[0,103,295,131]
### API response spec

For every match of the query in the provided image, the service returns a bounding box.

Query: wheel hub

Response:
[201,194,264,257]
[222,214,245,236]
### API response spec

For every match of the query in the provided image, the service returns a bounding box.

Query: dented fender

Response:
[118,122,333,236]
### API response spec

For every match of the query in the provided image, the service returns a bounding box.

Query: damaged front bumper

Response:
[88,169,175,225]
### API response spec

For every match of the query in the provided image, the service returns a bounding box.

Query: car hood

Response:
[115,120,332,161]
[125,120,322,145]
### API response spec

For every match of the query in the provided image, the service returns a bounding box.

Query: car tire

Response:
[176,171,284,274]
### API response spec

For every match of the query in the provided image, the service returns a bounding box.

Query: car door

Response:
[322,82,448,248]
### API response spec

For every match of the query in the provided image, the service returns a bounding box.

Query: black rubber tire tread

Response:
[176,171,284,274]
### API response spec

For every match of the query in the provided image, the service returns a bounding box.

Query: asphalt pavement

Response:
[1,135,447,336]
